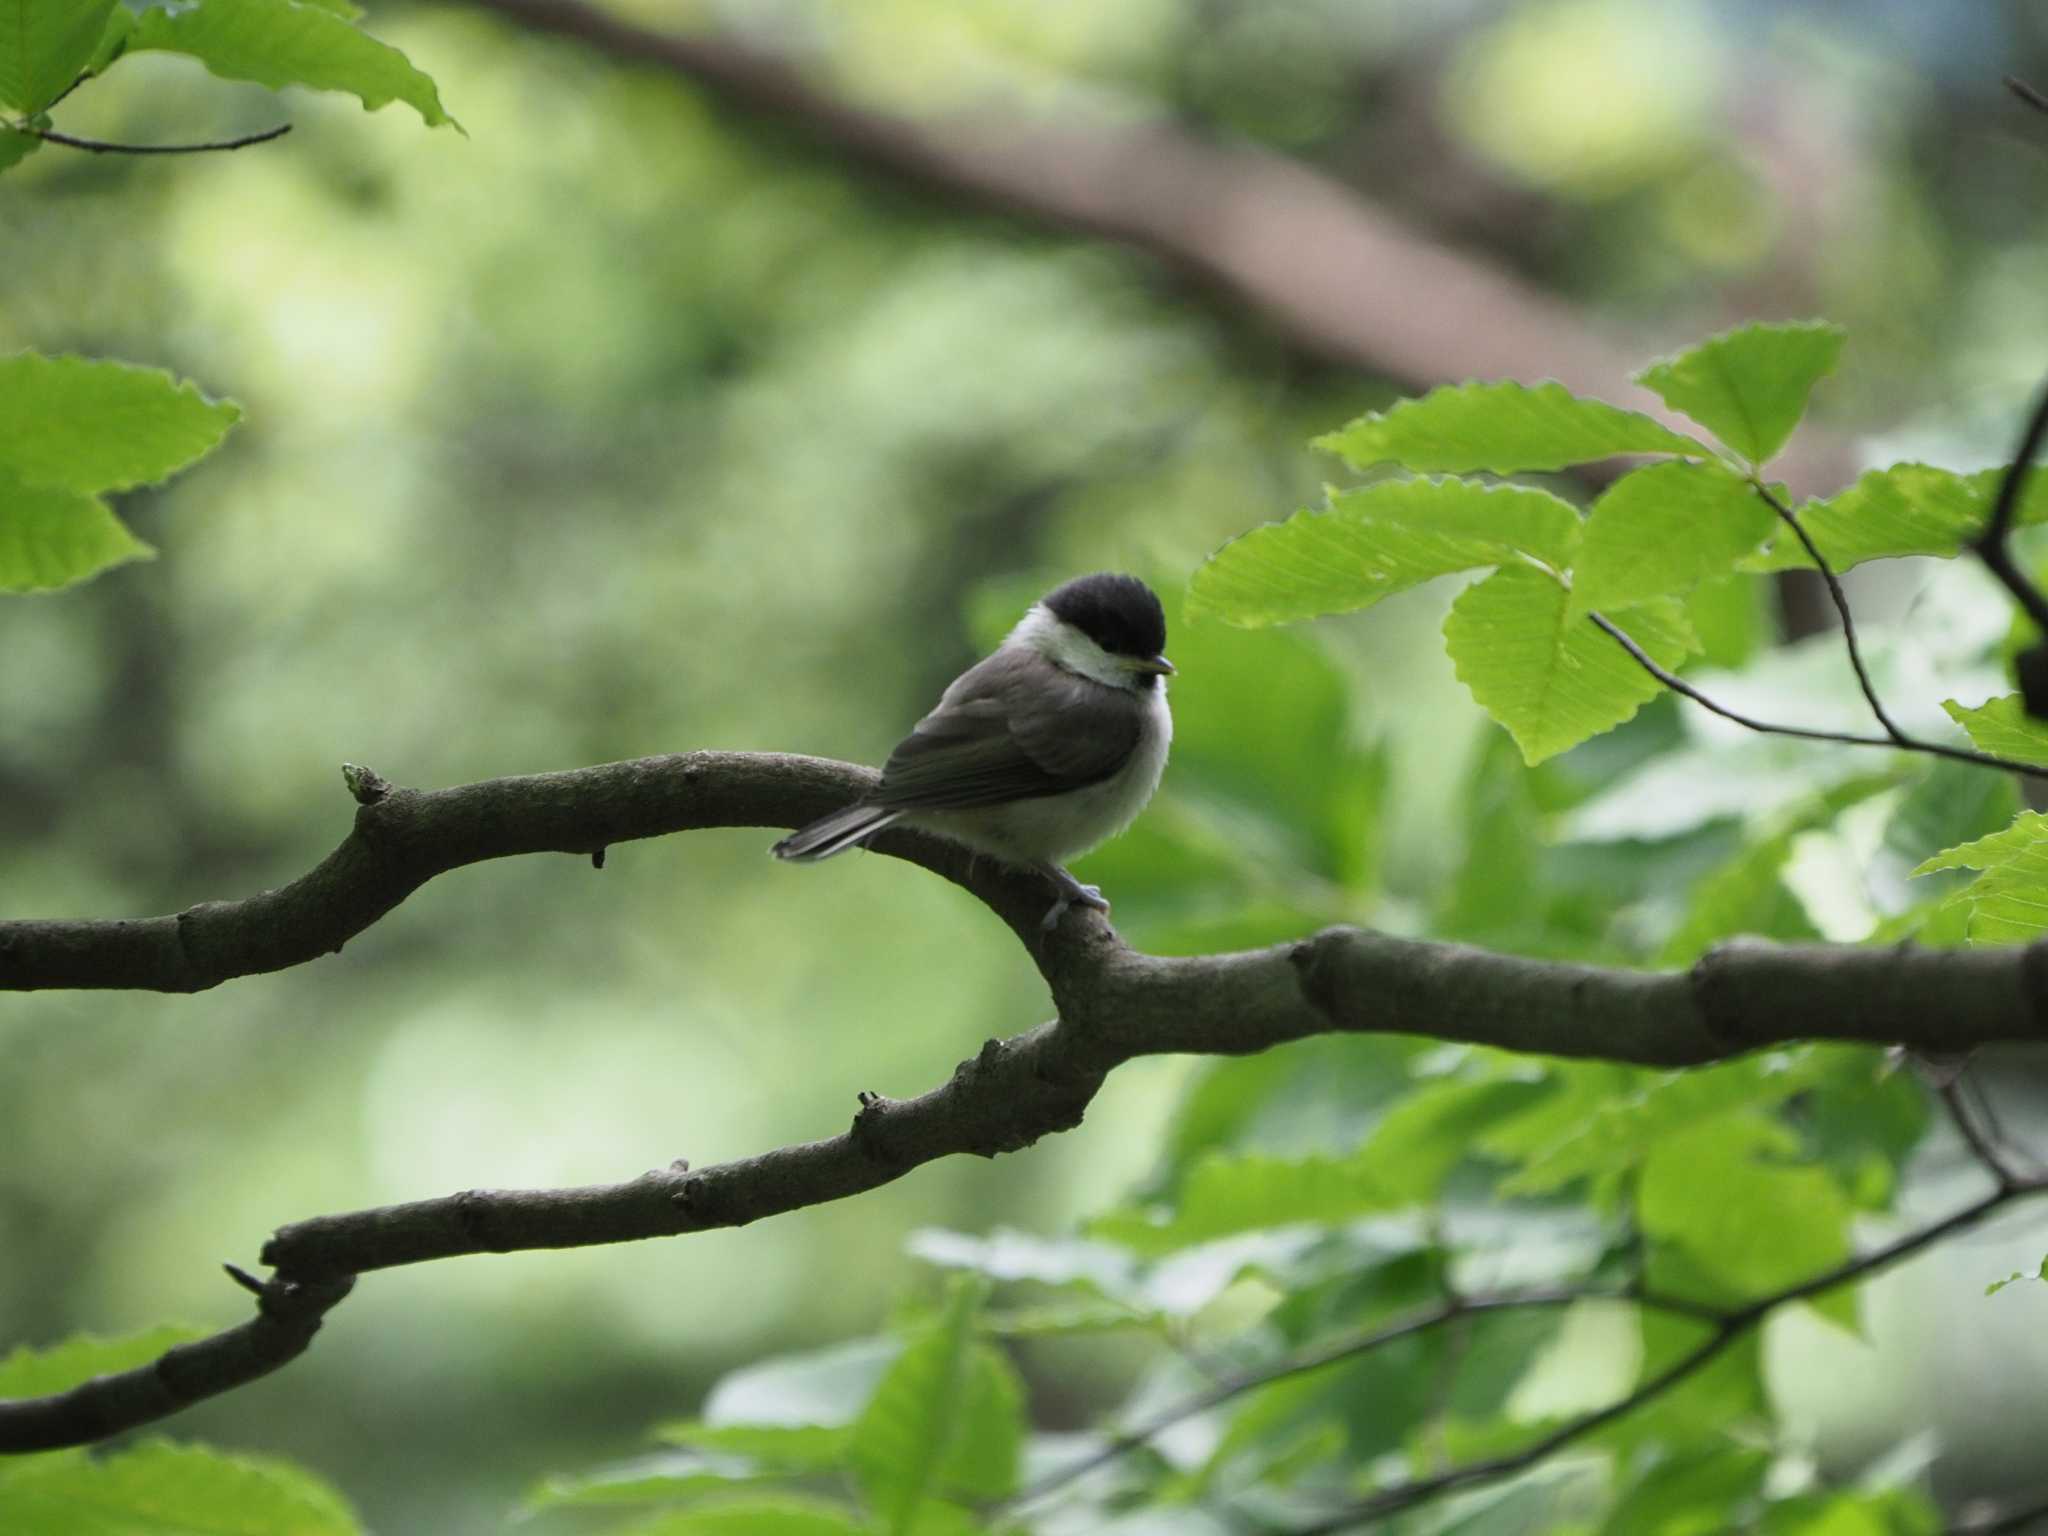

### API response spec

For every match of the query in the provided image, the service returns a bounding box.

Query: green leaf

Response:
[83,2,131,74]
[524,1450,768,1511]
[653,1423,852,1473]
[0,124,39,172]
[0,1440,361,1533]
[0,1325,208,1397]
[1912,809,2048,943]
[1941,695,2048,769]
[936,1345,1024,1501]
[1357,1076,1548,1204]
[611,1496,872,1536]
[126,0,457,128]
[1739,463,2048,574]
[1570,460,1775,615]
[0,353,240,495]
[0,473,153,592]
[1493,1051,1827,1196]
[1638,1113,1852,1303]
[1443,565,1694,764]
[1987,1258,2046,1296]
[693,1335,899,1442]
[1188,477,1581,628]
[849,1277,991,1534]
[1635,321,1844,466]
[0,0,116,112]
[1313,380,1705,473]
[1088,1150,1393,1256]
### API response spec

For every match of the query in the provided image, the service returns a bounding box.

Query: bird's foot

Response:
[1038,868,1110,931]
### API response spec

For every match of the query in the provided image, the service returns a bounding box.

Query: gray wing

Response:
[868,648,1139,811]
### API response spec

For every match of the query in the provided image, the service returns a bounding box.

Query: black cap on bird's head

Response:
[1043,572,1168,664]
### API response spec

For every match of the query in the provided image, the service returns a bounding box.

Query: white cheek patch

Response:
[1010,605,1133,689]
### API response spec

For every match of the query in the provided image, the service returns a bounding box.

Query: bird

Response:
[773,572,1175,930]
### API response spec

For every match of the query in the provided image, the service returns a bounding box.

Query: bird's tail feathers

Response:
[772,804,902,862]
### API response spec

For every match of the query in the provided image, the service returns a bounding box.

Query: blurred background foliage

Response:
[6,0,2048,1530]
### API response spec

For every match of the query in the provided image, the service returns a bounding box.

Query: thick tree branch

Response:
[5,750,2048,1457]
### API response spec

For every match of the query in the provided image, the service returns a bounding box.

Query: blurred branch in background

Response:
[454,0,1857,494]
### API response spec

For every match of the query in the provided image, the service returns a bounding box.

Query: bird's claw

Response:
[1040,881,1110,932]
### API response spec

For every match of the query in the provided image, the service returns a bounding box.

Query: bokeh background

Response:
[7,1,2048,1529]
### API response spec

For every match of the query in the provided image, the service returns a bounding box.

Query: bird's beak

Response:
[1131,654,1176,676]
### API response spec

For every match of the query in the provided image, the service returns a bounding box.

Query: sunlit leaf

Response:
[126,0,458,127]
[1570,459,1775,615]
[0,0,115,112]
[1912,809,2048,941]
[1741,463,2048,574]
[1635,321,1844,466]
[0,1440,361,1534]
[0,353,240,495]
[1314,379,1704,473]
[0,473,153,592]
[1444,565,1694,764]
[1941,695,2048,769]
[701,1338,901,1433]
[1187,477,1580,627]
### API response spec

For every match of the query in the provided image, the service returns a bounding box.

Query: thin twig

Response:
[1972,378,2048,637]
[2006,75,2048,117]
[1939,1071,2020,1192]
[41,72,90,114]
[1750,481,1913,743]
[1587,612,2048,780]
[28,123,292,155]
[1284,1174,2048,1534]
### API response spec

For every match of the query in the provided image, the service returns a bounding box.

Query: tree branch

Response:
[448,0,1865,491]
[26,122,291,155]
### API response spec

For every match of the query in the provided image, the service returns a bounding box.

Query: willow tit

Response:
[774,572,1174,929]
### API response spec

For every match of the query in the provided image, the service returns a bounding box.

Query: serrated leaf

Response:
[1638,1113,1852,1303]
[0,353,240,495]
[612,1496,871,1536]
[1188,477,1580,628]
[0,1440,361,1534]
[127,0,457,128]
[1911,809,2048,944]
[1941,695,2048,769]
[1313,379,1705,473]
[849,1278,987,1535]
[1636,321,1844,466]
[0,1325,208,1398]
[1739,463,2048,574]
[1570,459,1775,615]
[0,0,116,112]
[1444,565,1694,764]
[0,474,153,592]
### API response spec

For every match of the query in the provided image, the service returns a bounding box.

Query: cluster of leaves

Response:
[1,0,453,172]
[506,1039,1939,1535]
[1190,320,2048,944]
[2,1,454,592]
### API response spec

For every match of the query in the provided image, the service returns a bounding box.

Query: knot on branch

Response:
[341,763,391,805]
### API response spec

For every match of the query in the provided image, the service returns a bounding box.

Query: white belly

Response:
[916,687,1171,867]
